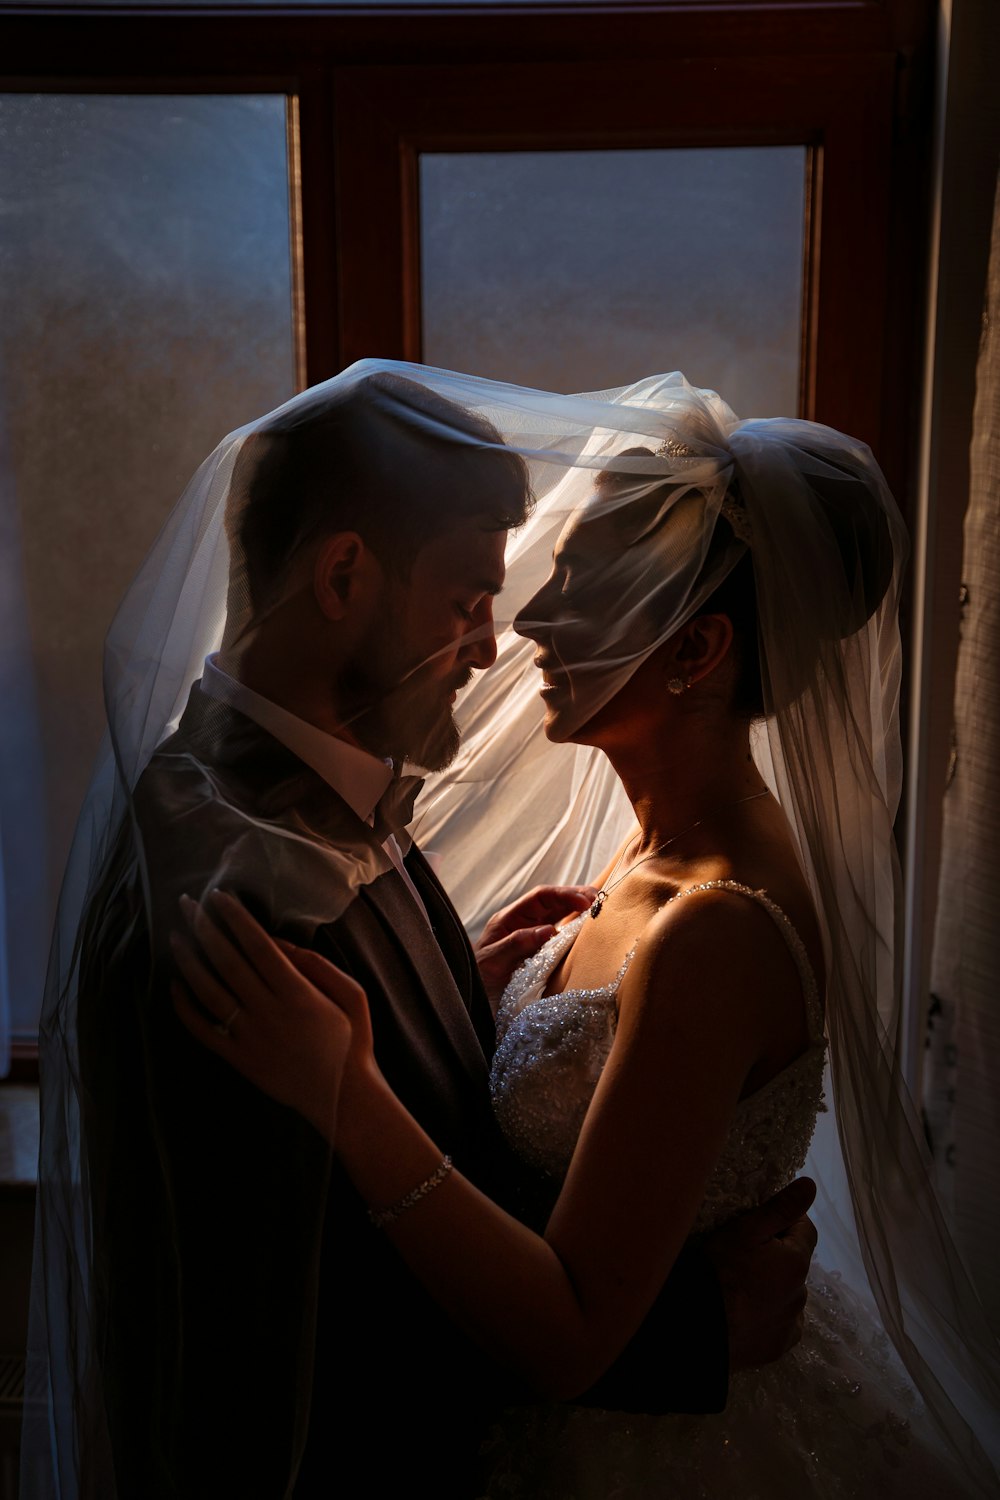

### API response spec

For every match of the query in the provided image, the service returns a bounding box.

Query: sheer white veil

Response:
[23,361,999,1496]
[412,368,1000,1488]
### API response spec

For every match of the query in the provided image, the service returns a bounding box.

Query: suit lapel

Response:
[358,868,491,1082]
[173,684,495,1073]
[405,848,472,995]
[404,847,497,1059]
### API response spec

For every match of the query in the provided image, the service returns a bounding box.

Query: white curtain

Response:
[926,170,1000,1329]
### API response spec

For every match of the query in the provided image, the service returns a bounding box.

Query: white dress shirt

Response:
[201,655,431,924]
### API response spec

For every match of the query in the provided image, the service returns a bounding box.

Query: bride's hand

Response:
[475,884,598,1011]
[170,890,372,1144]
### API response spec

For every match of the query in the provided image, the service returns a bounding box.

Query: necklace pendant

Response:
[590,891,607,919]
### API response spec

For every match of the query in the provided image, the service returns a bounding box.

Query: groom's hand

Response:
[702,1176,818,1371]
[475,885,598,1011]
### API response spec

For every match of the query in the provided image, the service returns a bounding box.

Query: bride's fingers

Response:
[205,890,303,997]
[169,933,241,1026]
[171,980,234,1054]
[179,894,272,1010]
[283,947,370,1018]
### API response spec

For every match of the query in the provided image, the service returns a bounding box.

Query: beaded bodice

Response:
[490,880,826,1233]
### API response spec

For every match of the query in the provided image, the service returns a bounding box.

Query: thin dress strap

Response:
[661,879,824,1041]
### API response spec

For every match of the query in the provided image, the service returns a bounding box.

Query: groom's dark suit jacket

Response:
[78,686,727,1500]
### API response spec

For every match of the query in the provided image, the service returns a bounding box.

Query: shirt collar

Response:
[201,654,393,824]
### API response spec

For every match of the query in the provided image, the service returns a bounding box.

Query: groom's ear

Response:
[313,531,379,621]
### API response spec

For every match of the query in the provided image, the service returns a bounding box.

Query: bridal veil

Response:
[24,361,1000,1496]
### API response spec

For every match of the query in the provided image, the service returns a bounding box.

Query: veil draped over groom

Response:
[24,362,1000,1497]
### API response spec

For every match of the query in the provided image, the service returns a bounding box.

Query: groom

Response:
[79,372,816,1499]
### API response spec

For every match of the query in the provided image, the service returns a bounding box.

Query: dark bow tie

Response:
[371,773,425,843]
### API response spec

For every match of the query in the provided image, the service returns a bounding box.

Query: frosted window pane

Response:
[9,0,724,6]
[0,94,295,1037]
[421,148,805,418]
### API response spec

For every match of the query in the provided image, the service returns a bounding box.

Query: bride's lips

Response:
[534,655,564,695]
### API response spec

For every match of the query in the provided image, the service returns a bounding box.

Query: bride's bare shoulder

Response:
[643,849,823,997]
[619,875,818,1045]
[641,878,782,961]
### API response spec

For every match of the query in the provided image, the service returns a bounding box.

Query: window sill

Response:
[0,1085,39,1192]
[3,1044,39,1087]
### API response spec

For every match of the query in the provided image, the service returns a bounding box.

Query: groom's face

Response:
[340,521,507,770]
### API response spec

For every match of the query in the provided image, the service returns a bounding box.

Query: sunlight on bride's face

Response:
[513,496,661,743]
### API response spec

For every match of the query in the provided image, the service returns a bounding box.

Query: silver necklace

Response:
[589,789,770,919]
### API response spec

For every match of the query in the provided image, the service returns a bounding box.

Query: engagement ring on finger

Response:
[215,1004,242,1037]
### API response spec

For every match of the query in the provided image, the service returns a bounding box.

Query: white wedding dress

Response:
[481,881,966,1499]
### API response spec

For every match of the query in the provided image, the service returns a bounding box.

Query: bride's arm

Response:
[175,887,778,1400]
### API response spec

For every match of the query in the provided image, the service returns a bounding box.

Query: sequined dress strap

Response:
[662,879,823,1039]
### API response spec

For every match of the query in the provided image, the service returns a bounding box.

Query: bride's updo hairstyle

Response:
[702,451,895,717]
[595,438,896,719]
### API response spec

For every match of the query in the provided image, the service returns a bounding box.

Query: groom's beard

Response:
[336,616,466,772]
[380,660,467,771]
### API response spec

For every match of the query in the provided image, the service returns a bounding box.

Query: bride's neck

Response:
[600,715,764,851]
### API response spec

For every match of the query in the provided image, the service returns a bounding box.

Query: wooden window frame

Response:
[0,0,935,1079]
[333,56,892,453]
[1,0,934,470]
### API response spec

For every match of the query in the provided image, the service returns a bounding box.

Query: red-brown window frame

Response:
[0,0,935,1077]
[1,0,934,483]
[333,55,895,454]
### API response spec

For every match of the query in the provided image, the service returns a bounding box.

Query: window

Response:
[0,0,934,1061]
[0,88,298,1058]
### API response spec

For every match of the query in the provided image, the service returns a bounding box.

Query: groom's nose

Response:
[460,597,498,671]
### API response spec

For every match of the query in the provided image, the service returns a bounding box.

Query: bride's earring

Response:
[667,676,690,695]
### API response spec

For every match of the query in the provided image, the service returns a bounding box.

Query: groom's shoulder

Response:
[133,691,294,842]
[120,705,283,929]
[129,700,386,944]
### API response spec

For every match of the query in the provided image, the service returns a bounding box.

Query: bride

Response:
[171,370,1000,1495]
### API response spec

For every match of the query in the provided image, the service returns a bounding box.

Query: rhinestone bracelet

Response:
[367,1155,454,1231]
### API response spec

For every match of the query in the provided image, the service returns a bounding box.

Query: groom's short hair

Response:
[228,371,532,609]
